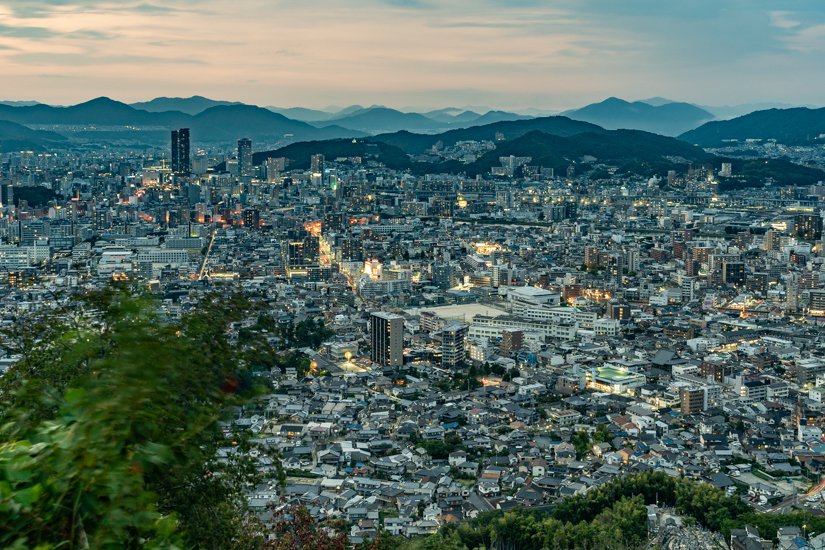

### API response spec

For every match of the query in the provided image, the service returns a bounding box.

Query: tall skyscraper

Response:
[171,128,190,174]
[238,138,253,177]
[370,312,404,367]
[311,154,325,174]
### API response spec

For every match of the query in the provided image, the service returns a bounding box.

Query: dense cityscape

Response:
[3,97,825,550]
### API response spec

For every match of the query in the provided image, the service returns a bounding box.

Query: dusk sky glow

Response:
[0,0,824,109]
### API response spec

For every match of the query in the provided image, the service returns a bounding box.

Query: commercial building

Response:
[171,128,190,174]
[238,138,253,177]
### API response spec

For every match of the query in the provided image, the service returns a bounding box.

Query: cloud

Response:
[0,24,54,38]
[770,11,801,29]
[12,52,207,66]
[781,23,825,52]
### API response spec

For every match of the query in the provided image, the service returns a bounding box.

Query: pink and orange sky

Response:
[0,0,823,110]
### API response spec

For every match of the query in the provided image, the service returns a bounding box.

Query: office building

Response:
[238,138,253,177]
[370,312,404,367]
[171,128,190,174]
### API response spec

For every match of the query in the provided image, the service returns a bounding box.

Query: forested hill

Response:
[679,106,825,147]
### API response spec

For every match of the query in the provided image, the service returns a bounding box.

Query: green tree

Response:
[0,286,266,550]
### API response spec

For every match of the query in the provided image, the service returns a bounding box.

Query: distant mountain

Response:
[0,119,67,151]
[0,97,364,144]
[422,108,481,124]
[678,107,825,147]
[323,107,444,134]
[326,105,377,120]
[265,107,335,122]
[188,105,364,141]
[374,116,606,154]
[465,111,531,126]
[0,100,42,107]
[0,97,187,126]
[513,107,560,117]
[332,105,365,117]
[130,96,243,115]
[638,97,676,107]
[565,97,714,136]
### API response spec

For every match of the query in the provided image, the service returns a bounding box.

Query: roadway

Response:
[198,230,216,280]
[766,476,825,513]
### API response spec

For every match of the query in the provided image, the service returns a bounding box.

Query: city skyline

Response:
[0,1,824,110]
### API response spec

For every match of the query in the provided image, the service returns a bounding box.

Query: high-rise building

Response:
[686,258,700,277]
[584,246,599,268]
[499,329,523,358]
[626,249,640,273]
[748,272,768,294]
[0,184,14,208]
[370,312,404,367]
[491,264,511,288]
[243,209,260,230]
[441,323,468,369]
[433,264,459,289]
[723,262,746,286]
[238,138,253,177]
[171,128,190,174]
[787,282,799,312]
[324,212,345,232]
[795,214,823,239]
[680,387,706,414]
[606,253,623,282]
[341,238,362,261]
[311,154,325,174]
[720,163,732,177]
[606,301,630,320]
[681,276,694,303]
[764,230,781,251]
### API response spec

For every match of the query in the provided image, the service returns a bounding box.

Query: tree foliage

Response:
[0,285,267,550]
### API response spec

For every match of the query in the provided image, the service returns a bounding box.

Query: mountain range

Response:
[0,95,823,158]
[129,96,243,115]
[0,97,363,144]
[563,98,715,136]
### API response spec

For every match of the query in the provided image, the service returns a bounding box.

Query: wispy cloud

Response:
[0,24,54,38]
[770,11,801,29]
[12,52,207,66]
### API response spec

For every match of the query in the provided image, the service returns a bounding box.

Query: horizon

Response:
[0,95,822,115]
[0,1,824,109]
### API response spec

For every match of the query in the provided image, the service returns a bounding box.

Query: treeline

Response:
[371,471,753,550]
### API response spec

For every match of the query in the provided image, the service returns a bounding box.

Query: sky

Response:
[0,0,823,110]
